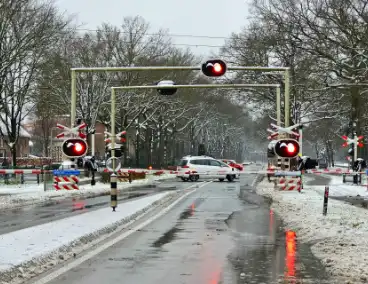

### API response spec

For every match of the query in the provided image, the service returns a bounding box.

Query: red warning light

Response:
[213,63,222,73]
[62,138,88,158]
[75,142,84,153]
[287,143,296,153]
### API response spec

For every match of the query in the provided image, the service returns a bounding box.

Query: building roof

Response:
[0,122,31,138]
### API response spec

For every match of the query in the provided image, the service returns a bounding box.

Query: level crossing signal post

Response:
[342,134,364,184]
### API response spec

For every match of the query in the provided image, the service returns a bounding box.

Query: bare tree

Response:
[0,0,71,165]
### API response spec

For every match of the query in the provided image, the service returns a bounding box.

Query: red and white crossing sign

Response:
[104,131,127,143]
[56,123,87,139]
[342,135,364,148]
[267,123,300,140]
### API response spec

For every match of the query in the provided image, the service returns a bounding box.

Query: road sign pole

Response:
[71,70,77,128]
[354,132,358,163]
[111,88,116,172]
[353,132,358,184]
[299,127,303,156]
[276,86,281,126]
[110,173,117,211]
[284,69,290,127]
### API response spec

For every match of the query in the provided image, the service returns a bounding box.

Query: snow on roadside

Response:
[256,176,368,284]
[0,174,174,210]
[310,174,368,198]
[0,190,183,284]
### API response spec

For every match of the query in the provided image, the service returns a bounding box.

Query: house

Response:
[0,122,32,158]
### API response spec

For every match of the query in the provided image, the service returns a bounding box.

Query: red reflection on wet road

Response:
[72,200,86,210]
[190,202,195,216]
[285,230,297,283]
[269,209,274,236]
[209,269,221,284]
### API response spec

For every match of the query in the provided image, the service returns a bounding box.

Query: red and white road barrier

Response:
[53,175,79,191]
[306,169,364,175]
[307,168,350,174]
[104,168,175,175]
[53,183,79,190]
[0,169,52,174]
[53,176,79,183]
[276,176,301,192]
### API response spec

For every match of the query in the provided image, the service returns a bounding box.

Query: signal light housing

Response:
[62,138,88,158]
[274,139,300,158]
[201,59,227,77]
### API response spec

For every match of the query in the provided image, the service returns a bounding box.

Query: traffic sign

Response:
[104,131,127,143]
[106,157,121,172]
[53,170,81,176]
[56,122,87,139]
[269,123,300,137]
[342,135,364,147]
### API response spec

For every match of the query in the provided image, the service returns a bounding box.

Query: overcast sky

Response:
[55,0,250,57]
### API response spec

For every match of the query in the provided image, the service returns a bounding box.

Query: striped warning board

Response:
[53,175,79,190]
[118,172,130,182]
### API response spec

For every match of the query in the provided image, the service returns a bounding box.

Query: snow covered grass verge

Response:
[0,190,184,284]
[0,174,174,210]
[256,175,368,284]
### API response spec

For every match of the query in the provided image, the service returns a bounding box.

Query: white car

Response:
[176,155,236,182]
[217,160,240,179]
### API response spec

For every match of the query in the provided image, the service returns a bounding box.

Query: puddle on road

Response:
[151,197,204,247]
[152,227,184,247]
[227,186,331,284]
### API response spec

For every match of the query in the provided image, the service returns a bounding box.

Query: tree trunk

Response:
[11,147,16,167]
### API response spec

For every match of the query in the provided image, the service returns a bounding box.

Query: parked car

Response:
[221,159,244,171]
[217,160,240,179]
[177,155,236,182]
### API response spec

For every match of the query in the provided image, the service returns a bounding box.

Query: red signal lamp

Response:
[201,59,227,77]
[62,138,88,158]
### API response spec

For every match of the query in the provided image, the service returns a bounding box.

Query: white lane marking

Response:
[33,181,213,284]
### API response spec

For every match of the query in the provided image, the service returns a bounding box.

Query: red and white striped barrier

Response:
[307,169,364,175]
[53,175,79,191]
[307,168,349,174]
[53,183,79,190]
[276,177,301,192]
[53,176,79,183]
[0,169,52,174]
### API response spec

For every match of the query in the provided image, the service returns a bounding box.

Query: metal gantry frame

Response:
[70,65,290,127]
[108,83,281,170]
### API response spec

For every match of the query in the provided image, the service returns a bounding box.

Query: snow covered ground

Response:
[0,174,174,210]
[313,174,368,198]
[256,175,368,283]
[0,190,185,283]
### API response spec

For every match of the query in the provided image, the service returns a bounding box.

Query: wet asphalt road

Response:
[0,179,187,235]
[43,172,330,284]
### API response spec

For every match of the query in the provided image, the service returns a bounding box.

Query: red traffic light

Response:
[62,138,88,158]
[274,139,300,158]
[201,59,227,77]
